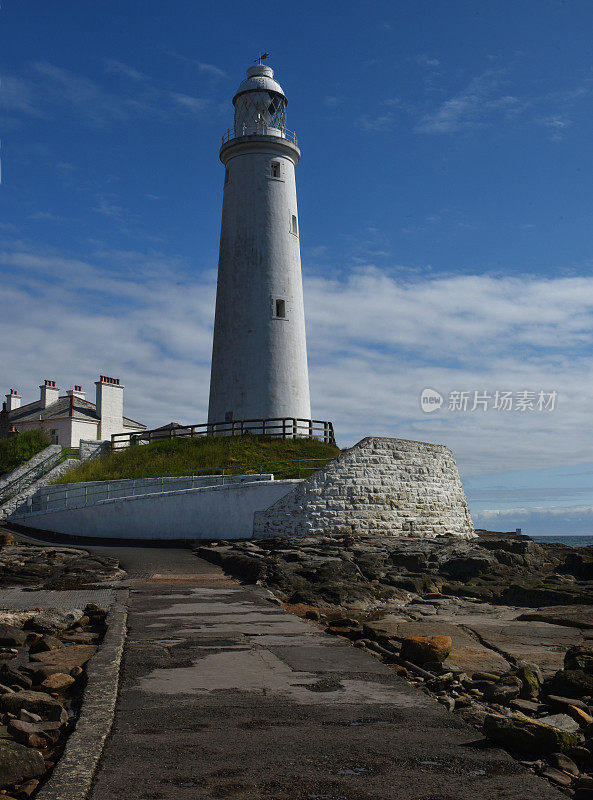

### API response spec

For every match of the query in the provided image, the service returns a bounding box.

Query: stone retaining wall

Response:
[253,437,474,539]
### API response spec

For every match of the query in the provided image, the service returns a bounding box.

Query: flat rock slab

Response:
[517,606,593,630]
[468,621,584,677]
[365,616,510,674]
[27,644,97,680]
[78,545,564,800]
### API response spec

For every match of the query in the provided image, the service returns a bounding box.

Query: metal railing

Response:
[23,458,333,515]
[112,417,335,452]
[221,126,298,146]
[0,447,64,506]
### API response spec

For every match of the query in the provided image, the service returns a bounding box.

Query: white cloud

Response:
[2,247,593,488]
[170,93,208,113]
[198,63,226,79]
[105,60,146,82]
[417,70,520,133]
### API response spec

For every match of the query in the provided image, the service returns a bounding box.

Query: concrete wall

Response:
[0,445,61,492]
[11,480,299,541]
[208,70,310,424]
[23,473,275,514]
[253,437,475,539]
[79,440,109,461]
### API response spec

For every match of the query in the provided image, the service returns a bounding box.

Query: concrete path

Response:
[63,545,562,800]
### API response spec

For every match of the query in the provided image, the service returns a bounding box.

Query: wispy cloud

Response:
[0,75,43,116]
[415,54,440,68]
[417,70,521,133]
[170,92,208,113]
[105,59,146,82]
[198,62,226,79]
[357,112,396,132]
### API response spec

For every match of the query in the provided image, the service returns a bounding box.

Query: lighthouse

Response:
[207,60,311,428]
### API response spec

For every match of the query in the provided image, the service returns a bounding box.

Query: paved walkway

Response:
[63,545,561,800]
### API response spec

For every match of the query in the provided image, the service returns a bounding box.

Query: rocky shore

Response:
[197,531,593,798]
[0,603,108,798]
[0,532,122,798]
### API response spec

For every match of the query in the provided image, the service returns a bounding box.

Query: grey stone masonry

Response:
[253,437,475,539]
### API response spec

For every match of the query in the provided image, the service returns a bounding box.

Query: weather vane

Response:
[254,52,270,65]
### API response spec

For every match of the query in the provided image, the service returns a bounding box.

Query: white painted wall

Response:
[25,473,275,512]
[208,65,311,424]
[11,480,299,541]
[95,380,123,441]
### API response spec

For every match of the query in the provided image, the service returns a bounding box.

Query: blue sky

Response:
[2,0,593,535]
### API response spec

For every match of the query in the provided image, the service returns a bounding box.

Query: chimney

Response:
[5,389,21,412]
[67,385,86,401]
[39,380,60,409]
[95,375,124,442]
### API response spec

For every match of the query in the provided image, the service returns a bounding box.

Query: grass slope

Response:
[0,430,52,477]
[55,435,340,484]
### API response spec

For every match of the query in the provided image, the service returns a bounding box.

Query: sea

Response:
[532,535,593,548]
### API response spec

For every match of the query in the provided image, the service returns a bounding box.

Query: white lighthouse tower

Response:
[207,60,311,428]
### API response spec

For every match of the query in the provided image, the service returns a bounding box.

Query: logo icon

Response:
[420,388,444,413]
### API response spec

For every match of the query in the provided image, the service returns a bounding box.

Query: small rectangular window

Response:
[275,299,286,318]
[291,214,298,235]
[224,166,229,185]
[271,162,280,178]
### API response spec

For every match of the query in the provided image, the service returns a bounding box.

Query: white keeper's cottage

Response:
[0,375,146,448]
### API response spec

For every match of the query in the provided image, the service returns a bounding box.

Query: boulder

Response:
[28,635,64,655]
[0,666,32,690]
[566,647,593,674]
[400,635,452,666]
[0,624,27,648]
[24,610,84,636]
[483,681,521,705]
[0,690,64,721]
[538,713,580,734]
[549,752,580,776]
[514,661,543,700]
[546,670,593,699]
[40,673,75,692]
[8,719,61,746]
[0,740,45,786]
[483,712,578,753]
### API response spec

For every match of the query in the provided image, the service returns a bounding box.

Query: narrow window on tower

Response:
[291,214,298,235]
[224,166,229,185]
[271,161,280,178]
[275,299,286,318]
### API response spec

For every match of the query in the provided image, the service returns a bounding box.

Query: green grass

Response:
[54,434,340,484]
[0,429,52,477]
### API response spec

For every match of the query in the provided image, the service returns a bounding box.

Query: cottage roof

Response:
[8,396,145,429]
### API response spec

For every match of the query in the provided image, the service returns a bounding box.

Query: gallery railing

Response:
[111,418,335,452]
[221,126,298,145]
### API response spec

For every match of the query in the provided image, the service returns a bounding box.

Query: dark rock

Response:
[540,766,574,787]
[567,647,593,674]
[569,747,592,766]
[510,699,547,715]
[483,681,521,705]
[8,719,61,746]
[437,696,455,711]
[441,555,494,580]
[304,609,321,621]
[549,752,579,776]
[547,670,593,699]
[575,789,593,800]
[548,695,592,714]
[0,690,64,721]
[0,666,32,690]
[483,712,578,753]
[577,776,593,789]
[0,624,27,648]
[28,635,64,655]
[0,740,45,786]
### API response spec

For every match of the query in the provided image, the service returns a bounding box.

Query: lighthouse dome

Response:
[233,63,288,137]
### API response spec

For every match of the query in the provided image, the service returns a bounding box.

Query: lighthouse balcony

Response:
[222,125,298,146]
